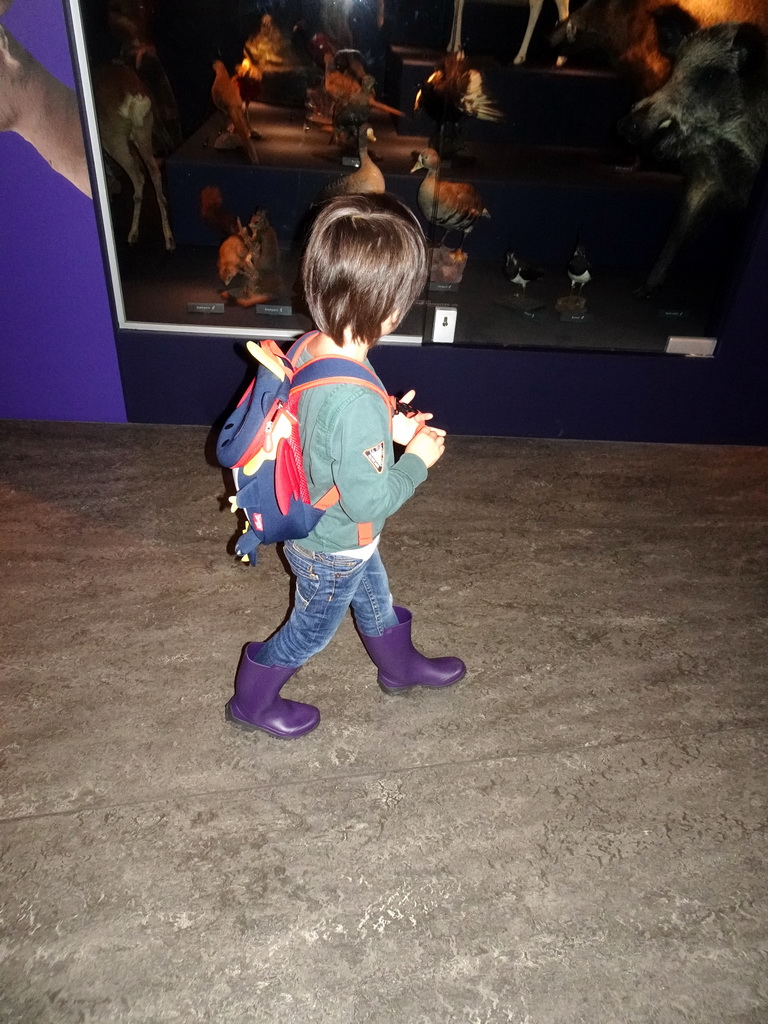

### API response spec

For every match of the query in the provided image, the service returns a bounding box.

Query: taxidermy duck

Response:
[411,148,489,249]
[316,125,384,201]
[414,0,502,149]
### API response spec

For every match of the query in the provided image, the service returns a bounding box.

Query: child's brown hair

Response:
[302,192,428,348]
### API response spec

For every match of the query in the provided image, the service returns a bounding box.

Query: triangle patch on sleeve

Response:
[363,441,386,474]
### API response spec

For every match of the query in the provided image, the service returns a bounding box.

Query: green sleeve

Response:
[329,389,428,525]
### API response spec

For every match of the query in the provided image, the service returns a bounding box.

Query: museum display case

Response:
[64,0,768,354]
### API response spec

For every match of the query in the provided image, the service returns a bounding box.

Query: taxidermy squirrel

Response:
[200,185,280,307]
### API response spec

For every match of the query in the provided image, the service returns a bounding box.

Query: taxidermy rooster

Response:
[211,60,259,164]
[414,0,502,148]
[415,53,502,127]
[411,148,489,249]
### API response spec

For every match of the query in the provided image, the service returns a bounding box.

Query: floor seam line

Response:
[1,720,765,827]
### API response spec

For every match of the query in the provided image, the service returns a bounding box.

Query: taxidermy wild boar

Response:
[551,0,768,93]
[617,5,768,293]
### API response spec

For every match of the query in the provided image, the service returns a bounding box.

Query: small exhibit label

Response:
[658,308,691,319]
[559,312,594,323]
[187,302,224,314]
[255,304,293,316]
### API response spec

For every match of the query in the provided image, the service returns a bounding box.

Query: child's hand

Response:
[392,389,435,446]
[405,425,446,469]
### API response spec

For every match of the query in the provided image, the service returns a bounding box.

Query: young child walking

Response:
[226,192,465,739]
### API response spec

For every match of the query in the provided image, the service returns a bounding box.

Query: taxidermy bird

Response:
[211,60,259,164]
[567,243,592,294]
[331,74,377,147]
[333,48,369,86]
[415,52,502,128]
[414,0,502,144]
[504,251,544,295]
[316,125,384,201]
[322,52,402,117]
[242,14,296,70]
[411,148,489,249]
[291,21,334,69]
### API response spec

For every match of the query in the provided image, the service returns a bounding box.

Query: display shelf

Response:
[386,46,637,149]
[164,106,686,272]
[117,93,738,350]
[119,242,719,354]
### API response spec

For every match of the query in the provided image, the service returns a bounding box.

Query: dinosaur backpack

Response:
[217,332,391,565]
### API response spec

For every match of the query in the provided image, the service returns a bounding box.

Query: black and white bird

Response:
[567,243,592,295]
[504,251,543,295]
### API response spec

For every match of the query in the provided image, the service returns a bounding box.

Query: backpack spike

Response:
[246,340,287,381]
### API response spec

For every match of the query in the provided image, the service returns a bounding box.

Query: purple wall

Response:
[0,0,126,423]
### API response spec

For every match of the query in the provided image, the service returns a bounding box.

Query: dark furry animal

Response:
[551,0,768,94]
[617,6,768,292]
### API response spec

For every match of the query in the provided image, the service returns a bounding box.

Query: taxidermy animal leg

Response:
[513,0,545,65]
[553,0,569,66]
[514,0,569,66]
[94,64,174,251]
[640,176,716,296]
[0,24,91,195]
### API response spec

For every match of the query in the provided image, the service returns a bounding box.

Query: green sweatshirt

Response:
[296,355,428,552]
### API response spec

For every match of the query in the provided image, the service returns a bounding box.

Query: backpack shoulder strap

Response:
[290,355,389,405]
[288,355,391,543]
[285,331,320,365]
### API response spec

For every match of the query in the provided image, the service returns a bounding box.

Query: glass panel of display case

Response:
[64,0,768,352]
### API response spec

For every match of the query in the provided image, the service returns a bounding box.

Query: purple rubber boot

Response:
[225,642,320,738]
[360,606,466,694]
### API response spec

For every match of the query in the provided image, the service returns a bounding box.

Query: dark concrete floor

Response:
[1,421,766,1024]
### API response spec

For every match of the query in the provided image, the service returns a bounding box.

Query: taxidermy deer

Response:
[93,62,174,250]
[0,21,91,195]
[514,0,570,66]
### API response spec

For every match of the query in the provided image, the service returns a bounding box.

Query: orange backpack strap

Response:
[290,354,390,415]
[315,485,340,510]
[286,331,320,367]
[289,356,390,533]
[357,522,374,546]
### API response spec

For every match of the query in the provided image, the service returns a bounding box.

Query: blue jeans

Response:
[254,540,399,668]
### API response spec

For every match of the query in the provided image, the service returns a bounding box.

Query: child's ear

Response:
[381,310,401,335]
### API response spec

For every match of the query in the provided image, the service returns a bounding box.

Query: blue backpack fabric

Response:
[217,332,390,565]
